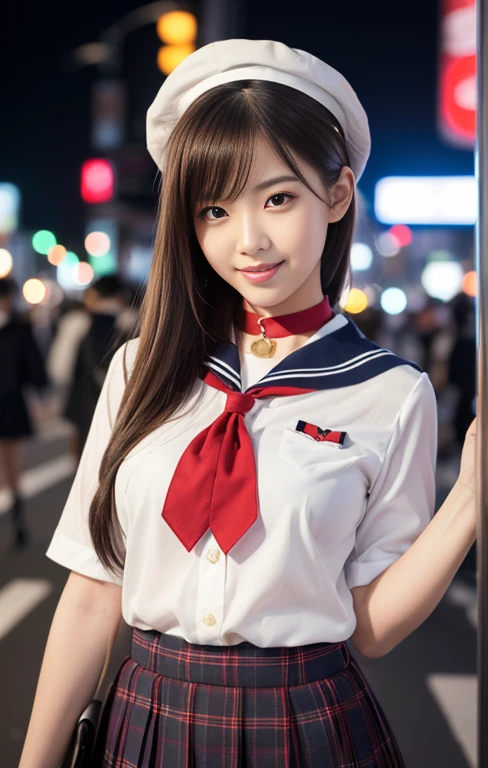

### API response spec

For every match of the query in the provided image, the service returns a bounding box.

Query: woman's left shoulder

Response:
[375,360,435,417]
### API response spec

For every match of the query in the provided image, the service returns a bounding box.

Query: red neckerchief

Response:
[161,297,334,554]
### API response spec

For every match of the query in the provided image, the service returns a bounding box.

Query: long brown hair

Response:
[89,79,357,575]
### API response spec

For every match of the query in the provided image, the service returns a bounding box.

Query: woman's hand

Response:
[457,416,477,491]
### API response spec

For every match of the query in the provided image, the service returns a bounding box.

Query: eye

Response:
[197,206,227,221]
[265,192,295,208]
[196,192,295,221]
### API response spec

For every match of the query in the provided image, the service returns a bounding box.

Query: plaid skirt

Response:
[95,628,405,767]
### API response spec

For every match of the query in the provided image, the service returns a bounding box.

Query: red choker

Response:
[236,296,334,358]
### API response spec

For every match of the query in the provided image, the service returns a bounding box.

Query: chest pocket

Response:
[278,426,356,472]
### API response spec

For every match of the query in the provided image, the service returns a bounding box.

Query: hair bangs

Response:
[181,91,262,214]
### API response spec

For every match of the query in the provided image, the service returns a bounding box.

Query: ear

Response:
[327,166,355,224]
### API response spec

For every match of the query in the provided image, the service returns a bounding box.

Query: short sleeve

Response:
[46,341,134,584]
[345,371,438,589]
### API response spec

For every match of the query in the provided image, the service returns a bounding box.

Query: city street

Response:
[0,1,484,766]
[0,421,478,768]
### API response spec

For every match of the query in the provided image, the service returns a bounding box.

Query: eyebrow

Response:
[195,174,301,211]
[253,175,300,192]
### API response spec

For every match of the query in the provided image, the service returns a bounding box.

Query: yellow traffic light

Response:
[157,11,197,44]
[157,43,196,74]
[156,11,197,74]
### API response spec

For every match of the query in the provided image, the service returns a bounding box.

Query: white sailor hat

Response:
[146,38,371,182]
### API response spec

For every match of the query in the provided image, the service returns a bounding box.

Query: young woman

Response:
[20,40,477,768]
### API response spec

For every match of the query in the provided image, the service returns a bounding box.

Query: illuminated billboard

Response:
[439,0,476,147]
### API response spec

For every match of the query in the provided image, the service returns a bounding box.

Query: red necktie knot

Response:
[224,391,255,415]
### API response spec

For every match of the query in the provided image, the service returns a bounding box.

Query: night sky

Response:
[0,0,475,247]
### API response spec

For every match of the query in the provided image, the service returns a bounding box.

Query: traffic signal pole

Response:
[198,0,242,45]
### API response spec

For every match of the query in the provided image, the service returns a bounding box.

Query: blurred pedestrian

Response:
[46,298,91,418]
[346,305,383,342]
[62,275,130,461]
[0,276,47,548]
[447,292,476,446]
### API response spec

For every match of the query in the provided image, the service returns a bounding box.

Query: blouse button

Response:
[206,548,220,564]
[202,613,216,626]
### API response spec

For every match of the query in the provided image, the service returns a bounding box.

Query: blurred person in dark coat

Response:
[447,292,476,446]
[447,293,476,584]
[62,275,133,461]
[0,277,48,548]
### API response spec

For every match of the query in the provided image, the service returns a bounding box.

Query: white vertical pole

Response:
[475,0,488,764]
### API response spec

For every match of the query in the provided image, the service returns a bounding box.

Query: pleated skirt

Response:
[95,628,405,767]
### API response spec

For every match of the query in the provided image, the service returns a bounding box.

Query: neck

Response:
[236,295,333,361]
[242,294,325,318]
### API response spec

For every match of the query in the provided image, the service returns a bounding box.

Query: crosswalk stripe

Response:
[0,579,53,642]
[427,674,477,768]
[445,582,478,630]
[0,455,76,516]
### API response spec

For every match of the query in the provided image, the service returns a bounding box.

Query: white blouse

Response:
[46,313,438,647]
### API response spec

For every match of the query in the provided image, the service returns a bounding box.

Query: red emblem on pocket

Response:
[295,420,347,446]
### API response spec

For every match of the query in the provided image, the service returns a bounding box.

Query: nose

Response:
[235,211,270,256]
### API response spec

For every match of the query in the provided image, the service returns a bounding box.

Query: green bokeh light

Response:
[32,230,57,255]
[64,251,79,266]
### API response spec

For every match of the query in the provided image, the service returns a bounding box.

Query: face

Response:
[193,135,354,316]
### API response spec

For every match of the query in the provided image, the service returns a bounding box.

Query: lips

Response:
[238,261,284,284]
[239,261,284,273]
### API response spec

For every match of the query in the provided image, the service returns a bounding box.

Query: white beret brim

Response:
[147,39,371,182]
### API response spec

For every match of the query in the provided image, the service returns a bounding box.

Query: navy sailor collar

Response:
[203,314,422,394]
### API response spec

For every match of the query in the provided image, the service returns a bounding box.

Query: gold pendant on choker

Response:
[250,318,277,358]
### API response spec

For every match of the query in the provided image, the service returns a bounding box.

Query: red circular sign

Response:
[441,54,476,141]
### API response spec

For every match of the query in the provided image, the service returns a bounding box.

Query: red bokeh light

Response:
[81,159,114,204]
[389,225,413,247]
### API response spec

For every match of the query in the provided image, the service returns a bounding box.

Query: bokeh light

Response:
[23,278,46,304]
[156,11,197,44]
[57,252,80,291]
[421,260,464,301]
[65,251,79,266]
[81,160,114,204]
[350,243,373,271]
[157,43,196,75]
[32,230,56,255]
[85,231,111,257]
[389,224,413,247]
[376,231,401,258]
[75,262,94,285]
[380,287,408,315]
[47,244,67,265]
[0,248,13,277]
[462,270,478,297]
[342,288,368,314]
[375,176,476,225]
